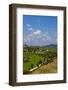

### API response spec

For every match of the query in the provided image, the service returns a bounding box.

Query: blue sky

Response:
[23,15,57,46]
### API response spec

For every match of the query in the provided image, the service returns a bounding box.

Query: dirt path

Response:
[30,64,41,71]
[31,59,57,74]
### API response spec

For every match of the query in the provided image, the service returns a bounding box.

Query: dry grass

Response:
[32,59,57,74]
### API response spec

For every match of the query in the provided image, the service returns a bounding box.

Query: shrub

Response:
[37,63,39,67]
[23,70,31,74]
[39,60,42,64]
[31,64,33,68]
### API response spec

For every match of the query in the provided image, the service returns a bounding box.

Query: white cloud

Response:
[33,30,41,35]
[24,30,48,43]
[26,24,31,27]
[26,24,34,31]
[24,33,33,42]
[24,28,57,46]
[28,27,33,31]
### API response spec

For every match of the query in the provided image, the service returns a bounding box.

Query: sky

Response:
[23,15,57,46]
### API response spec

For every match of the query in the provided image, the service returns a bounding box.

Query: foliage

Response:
[23,47,57,74]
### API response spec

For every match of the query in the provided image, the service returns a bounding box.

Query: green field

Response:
[23,46,57,74]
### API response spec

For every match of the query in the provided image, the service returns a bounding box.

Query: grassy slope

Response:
[23,53,43,71]
[23,47,57,73]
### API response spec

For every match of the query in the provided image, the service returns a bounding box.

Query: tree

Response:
[43,58,46,64]
[28,67,30,70]
[39,60,42,64]
[31,64,33,68]
[23,56,29,62]
[36,62,39,67]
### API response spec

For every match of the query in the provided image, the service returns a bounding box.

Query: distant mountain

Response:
[24,44,57,48]
[43,44,57,48]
